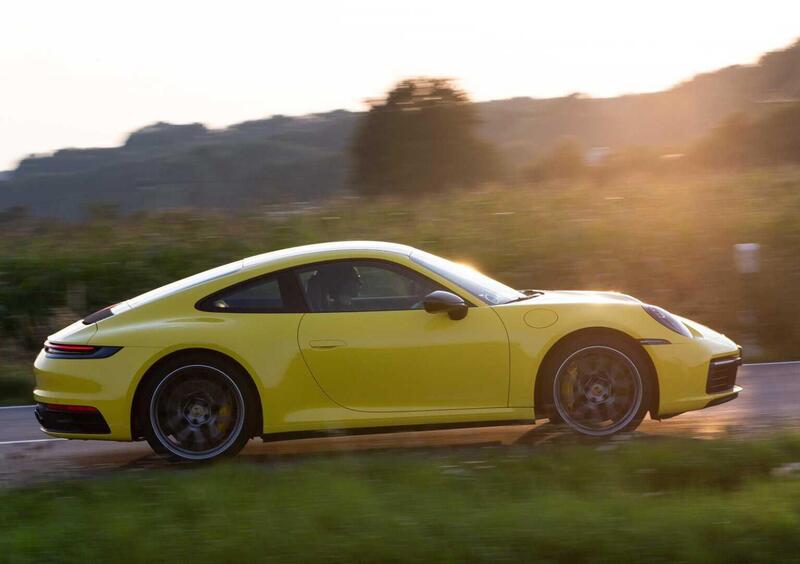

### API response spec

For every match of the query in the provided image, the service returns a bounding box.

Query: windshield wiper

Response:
[505,290,545,303]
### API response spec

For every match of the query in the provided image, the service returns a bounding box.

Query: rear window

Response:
[127,261,242,309]
[202,276,282,311]
[196,271,305,313]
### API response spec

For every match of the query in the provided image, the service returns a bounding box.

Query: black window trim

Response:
[291,257,475,313]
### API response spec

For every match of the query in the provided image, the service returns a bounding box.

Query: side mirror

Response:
[423,291,468,320]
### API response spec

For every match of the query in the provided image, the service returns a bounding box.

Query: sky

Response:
[1,0,799,171]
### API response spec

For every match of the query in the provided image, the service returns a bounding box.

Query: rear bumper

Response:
[33,346,161,440]
[35,403,111,434]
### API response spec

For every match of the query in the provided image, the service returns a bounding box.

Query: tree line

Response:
[352,77,800,194]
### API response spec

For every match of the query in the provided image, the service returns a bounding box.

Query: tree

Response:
[691,113,755,169]
[690,104,800,169]
[351,78,502,196]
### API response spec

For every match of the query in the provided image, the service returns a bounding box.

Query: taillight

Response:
[44,342,100,355]
[43,341,122,359]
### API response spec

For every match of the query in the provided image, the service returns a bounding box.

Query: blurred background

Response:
[1,0,799,391]
[3,3,800,561]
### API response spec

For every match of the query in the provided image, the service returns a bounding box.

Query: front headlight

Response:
[642,305,692,337]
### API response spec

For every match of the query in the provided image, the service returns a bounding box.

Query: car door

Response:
[295,259,509,412]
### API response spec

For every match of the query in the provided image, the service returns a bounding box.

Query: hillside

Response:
[2,38,799,219]
[479,37,800,164]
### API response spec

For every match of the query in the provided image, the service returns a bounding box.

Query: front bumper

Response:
[644,321,742,418]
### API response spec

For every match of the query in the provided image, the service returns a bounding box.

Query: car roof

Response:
[242,241,415,269]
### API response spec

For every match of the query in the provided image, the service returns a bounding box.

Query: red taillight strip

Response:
[43,343,122,359]
[43,403,99,413]
[44,342,98,353]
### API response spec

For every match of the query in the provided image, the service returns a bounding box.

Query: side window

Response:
[296,260,444,312]
[197,273,299,312]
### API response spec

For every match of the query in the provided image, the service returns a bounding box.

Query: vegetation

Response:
[0,360,33,406]
[523,137,586,182]
[692,103,800,168]
[1,169,798,361]
[4,434,800,562]
[352,77,502,195]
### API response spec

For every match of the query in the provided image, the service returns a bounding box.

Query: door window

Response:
[296,260,443,312]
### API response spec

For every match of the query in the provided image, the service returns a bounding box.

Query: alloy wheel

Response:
[149,364,246,460]
[552,346,643,436]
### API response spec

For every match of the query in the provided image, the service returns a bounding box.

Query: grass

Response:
[0,362,33,406]
[4,435,800,562]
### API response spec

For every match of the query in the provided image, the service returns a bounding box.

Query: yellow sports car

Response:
[34,242,742,461]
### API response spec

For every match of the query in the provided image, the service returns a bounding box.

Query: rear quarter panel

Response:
[89,300,337,434]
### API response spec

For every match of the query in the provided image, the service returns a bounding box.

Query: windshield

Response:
[411,250,526,305]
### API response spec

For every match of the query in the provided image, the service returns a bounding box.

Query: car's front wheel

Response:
[548,336,651,436]
[141,357,253,461]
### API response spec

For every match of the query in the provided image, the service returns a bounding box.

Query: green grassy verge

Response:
[4,435,800,562]
[0,362,33,406]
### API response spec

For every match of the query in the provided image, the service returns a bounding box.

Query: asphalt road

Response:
[1,362,798,486]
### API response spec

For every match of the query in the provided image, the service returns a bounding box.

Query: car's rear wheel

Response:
[548,337,650,436]
[141,358,252,461]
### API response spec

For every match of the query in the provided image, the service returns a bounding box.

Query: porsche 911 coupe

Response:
[34,241,742,461]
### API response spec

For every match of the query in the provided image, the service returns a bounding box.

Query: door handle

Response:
[309,339,347,349]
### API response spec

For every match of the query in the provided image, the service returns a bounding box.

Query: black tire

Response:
[138,354,256,461]
[543,334,651,436]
